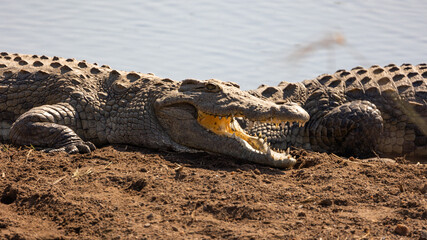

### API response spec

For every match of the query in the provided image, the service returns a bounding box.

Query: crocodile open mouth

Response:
[197,110,305,162]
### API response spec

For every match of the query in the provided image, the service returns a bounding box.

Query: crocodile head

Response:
[155,79,309,168]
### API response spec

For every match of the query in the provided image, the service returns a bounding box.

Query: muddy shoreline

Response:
[0,145,426,239]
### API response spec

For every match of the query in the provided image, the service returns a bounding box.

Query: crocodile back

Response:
[0,52,108,141]
[304,64,427,102]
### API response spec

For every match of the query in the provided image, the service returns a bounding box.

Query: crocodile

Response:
[248,64,427,159]
[0,52,309,168]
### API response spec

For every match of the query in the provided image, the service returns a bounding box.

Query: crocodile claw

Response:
[44,141,96,154]
[65,141,96,154]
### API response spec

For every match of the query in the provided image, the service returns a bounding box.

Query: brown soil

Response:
[0,144,426,240]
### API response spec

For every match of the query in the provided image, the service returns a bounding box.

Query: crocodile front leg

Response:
[9,103,95,153]
[308,100,383,157]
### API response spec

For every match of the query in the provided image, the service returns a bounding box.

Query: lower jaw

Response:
[242,150,296,168]
[223,133,296,168]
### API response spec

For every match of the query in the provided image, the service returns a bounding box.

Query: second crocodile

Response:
[249,63,427,159]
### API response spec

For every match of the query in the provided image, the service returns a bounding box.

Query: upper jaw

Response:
[155,86,309,123]
[194,100,309,123]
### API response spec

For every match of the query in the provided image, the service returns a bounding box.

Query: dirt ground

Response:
[0,144,425,240]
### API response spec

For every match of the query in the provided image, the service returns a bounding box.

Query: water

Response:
[1,0,426,89]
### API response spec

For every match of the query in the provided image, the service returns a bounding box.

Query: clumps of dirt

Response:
[0,144,426,239]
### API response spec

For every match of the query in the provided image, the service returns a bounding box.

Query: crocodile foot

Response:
[9,103,97,154]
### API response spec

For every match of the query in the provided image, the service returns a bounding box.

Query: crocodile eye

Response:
[205,83,219,92]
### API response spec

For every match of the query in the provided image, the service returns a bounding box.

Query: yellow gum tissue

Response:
[197,112,231,135]
[197,111,252,141]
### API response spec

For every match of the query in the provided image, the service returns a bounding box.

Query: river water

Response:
[1,0,426,89]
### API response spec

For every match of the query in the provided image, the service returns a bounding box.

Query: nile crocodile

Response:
[0,52,309,168]
[248,64,427,159]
